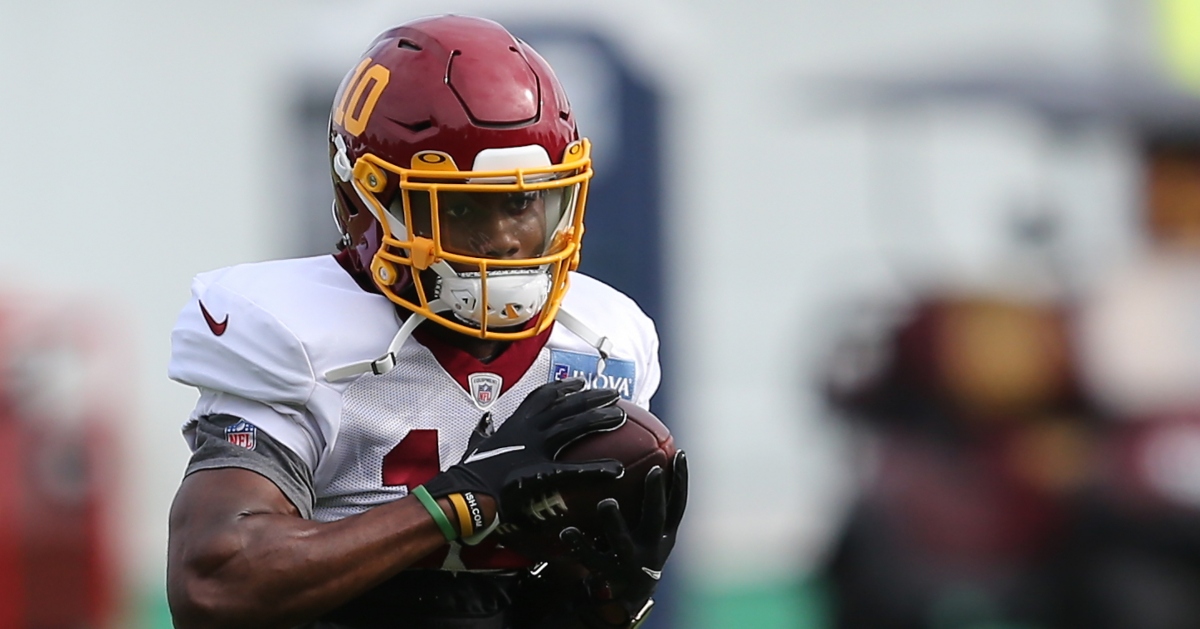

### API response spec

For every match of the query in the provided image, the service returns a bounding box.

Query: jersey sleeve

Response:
[620,304,660,410]
[169,269,318,407]
[560,273,662,411]
[185,389,325,471]
[185,412,317,518]
[633,326,661,411]
[169,268,328,469]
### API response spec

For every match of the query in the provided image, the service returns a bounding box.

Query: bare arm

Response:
[166,467,482,629]
[166,379,622,629]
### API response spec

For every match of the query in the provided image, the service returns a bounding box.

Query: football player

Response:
[165,14,686,629]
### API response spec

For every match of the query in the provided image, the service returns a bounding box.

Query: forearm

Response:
[168,473,461,629]
[190,503,437,624]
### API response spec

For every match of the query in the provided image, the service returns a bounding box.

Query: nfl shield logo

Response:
[224,419,257,451]
[468,372,503,411]
[553,363,571,381]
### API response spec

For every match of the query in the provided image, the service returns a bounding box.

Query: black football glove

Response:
[422,378,626,524]
[560,449,688,629]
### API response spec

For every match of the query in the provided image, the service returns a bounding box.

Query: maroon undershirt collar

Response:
[334,250,553,393]
[412,322,553,396]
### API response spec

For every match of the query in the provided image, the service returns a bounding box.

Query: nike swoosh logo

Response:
[199,301,228,336]
[463,445,525,464]
[641,567,662,580]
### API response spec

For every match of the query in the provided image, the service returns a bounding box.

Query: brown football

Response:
[496,398,676,561]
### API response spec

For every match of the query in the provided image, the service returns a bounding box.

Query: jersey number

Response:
[381,429,440,489]
[381,430,530,570]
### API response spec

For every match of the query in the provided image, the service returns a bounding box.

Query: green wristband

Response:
[413,485,457,541]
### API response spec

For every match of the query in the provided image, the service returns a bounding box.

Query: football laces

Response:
[526,491,568,521]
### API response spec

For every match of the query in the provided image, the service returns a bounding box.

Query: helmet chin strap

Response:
[552,307,613,376]
[323,303,613,383]
[332,134,353,183]
[324,311,431,382]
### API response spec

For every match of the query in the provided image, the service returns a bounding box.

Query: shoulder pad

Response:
[556,273,661,407]
[169,265,317,406]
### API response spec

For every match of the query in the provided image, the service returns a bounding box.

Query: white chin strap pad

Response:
[428,261,551,329]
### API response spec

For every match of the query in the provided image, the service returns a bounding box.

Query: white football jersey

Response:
[169,255,660,561]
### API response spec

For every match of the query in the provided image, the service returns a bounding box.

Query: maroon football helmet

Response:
[329,15,592,340]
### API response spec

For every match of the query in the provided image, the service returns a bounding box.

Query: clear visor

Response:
[388,182,580,264]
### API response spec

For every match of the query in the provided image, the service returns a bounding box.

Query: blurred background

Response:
[4,0,1200,627]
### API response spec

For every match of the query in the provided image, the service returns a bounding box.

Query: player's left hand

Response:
[559,450,688,628]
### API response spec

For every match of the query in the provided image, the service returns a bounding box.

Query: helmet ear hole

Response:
[335,185,360,217]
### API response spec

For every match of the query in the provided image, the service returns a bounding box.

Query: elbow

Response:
[167,531,282,629]
[167,575,238,629]
[168,573,280,629]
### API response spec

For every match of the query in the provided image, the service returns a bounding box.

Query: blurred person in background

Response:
[816,133,1200,629]
[0,302,121,628]
[818,292,1099,629]
[1067,133,1200,629]
[164,15,685,629]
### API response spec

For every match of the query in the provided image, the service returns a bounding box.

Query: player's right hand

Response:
[560,450,688,628]
[421,378,626,529]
